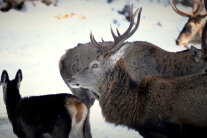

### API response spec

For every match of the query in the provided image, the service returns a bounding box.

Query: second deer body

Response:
[1,69,88,138]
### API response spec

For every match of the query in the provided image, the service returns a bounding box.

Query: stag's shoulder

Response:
[132,41,161,48]
[126,41,166,54]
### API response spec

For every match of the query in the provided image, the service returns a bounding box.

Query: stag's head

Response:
[68,6,141,96]
[170,0,207,48]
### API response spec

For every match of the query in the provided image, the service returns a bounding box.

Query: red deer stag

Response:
[170,0,207,48]
[68,7,207,138]
[59,4,207,138]
[1,69,88,138]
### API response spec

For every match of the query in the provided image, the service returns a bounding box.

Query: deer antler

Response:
[170,0,203,17]
[90,4,142,55]
[192,0,203,17]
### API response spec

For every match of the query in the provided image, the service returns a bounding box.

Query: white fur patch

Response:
[110,43,130,65]
[68,104,88,138]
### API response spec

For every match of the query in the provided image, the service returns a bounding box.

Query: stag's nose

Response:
[67,77,80,88]
[68,77,74,83]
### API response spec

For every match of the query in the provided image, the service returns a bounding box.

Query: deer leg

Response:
[84,112,92,138]
[71,88,94,138]
[50,115,71,138]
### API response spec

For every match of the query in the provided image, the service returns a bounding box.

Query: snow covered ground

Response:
[0,0,197,137]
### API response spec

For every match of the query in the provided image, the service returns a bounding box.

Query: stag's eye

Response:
[92,63,99,69]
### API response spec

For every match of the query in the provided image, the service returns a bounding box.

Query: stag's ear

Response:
[190,46,202,62]
[15,69,23,85]
[1,70,9,85]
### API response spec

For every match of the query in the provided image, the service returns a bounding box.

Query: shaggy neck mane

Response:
[99,58,146,130]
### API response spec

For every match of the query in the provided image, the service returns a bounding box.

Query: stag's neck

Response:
[4,87,21,122]
[99,59,146,130]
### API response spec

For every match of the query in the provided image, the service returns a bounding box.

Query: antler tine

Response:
[90,32,105,52]
[110,4,135,41]
[101,37,109,47]
[116,7,142,45]
[170,0,193,17]
[110,4,135,43]
[126,7,142,40]
[133,8,139,18]
[116,28,121,36]
[111,24,118,40]
[107,7,142,54]
[90,4,142,55]
[119,4,135,39]
[192,0,197,13]
[192,0,203,17]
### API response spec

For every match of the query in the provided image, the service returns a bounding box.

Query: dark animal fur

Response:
[60,41,207,100]
[14,94,73,138]
[99,59,207,138]
[59,7,207,138]
[59,41,207,138]
[1,70,86,138]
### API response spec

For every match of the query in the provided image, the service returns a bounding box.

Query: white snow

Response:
[0,0,198,137]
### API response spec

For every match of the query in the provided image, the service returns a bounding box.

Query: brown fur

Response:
[179,16,207,47]
[170,0,207,48]
[75,103,87,123]
[99,59,207,138]
[176,16,207,48]
[60,41,207,95]
[59,41,207,138]
[64,97,87,123]
[59,7,207,137]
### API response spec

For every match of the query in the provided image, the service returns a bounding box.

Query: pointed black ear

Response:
[15,69,23,84]
[190,46,201,62]
[1,70,9,85]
